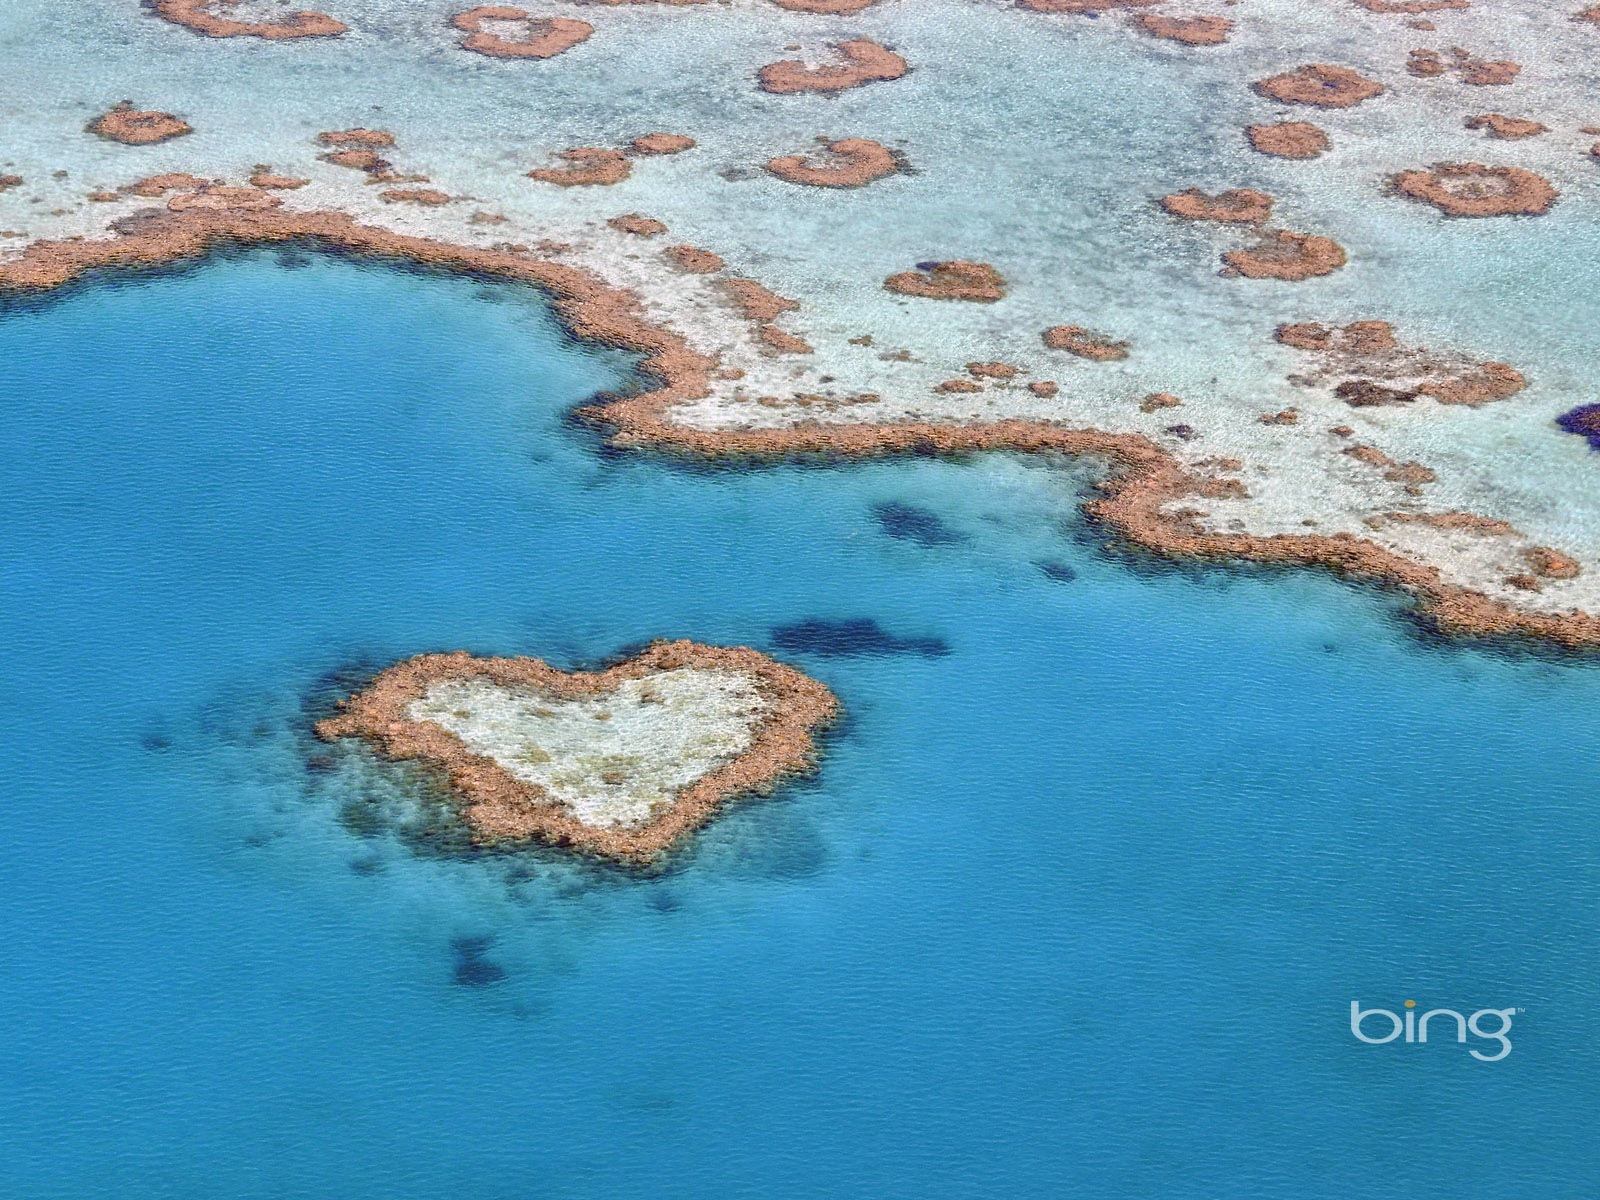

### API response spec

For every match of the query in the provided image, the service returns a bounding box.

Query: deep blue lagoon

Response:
[2,251,1598,1198]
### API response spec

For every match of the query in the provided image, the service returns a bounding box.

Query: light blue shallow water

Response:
[2,251,1598,1199]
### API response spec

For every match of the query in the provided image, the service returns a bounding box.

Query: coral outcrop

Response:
[757,38,907,95]
[88,104,192,145]
[527,148,631,185]
[1393,163,1557,216]
[1133,14,1232,45]
[1253,64,1384,108]
[1222,231,1346,279]
[765,138,899,187]
[1465,114,1548,139]
[1160,188,1273,223]
[1042,325,1130,360]
[451,8,593,59]
[316,642,839,863]
[1246,122,1329,158]
[151,0,348,38]
[884,260,1006,301]
[1277,320,1526,406]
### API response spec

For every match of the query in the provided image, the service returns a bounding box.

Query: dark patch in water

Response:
[306,754,336,773]
[140,731,171,753]
[872,501,965,546]
[771,617,949,657]
[1556,404,1600,450]
[1036,560,1077,583]
[450,936,508,987]
[348,856,384,876]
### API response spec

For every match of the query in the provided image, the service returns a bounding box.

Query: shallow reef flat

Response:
[5,0,1600,644]
[315,642,838,861]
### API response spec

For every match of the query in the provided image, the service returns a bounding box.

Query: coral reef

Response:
[527,148,631,185]
[1557,404,1600,449]
[1016,0,1160,11]
[1246,122,1329,158]
[316,642,839,863]
[1277,320,1526,406]
[884,260,1006,301]
[317,129,395,148]
[771,0,882,9]
[88,104,192,145]
[165,184,282,211]
[666,244,724,273]
[1253,64,1384,108]
[1465,114,1548,139]
[380,188,452,205]
[1160,188,1273,223]
[609,213,667,236]
[451,8,593,58]
[1042,325,1130,360]
[122,172,209,197]
[1352,0,1468,10]
[765,138,899,187]
[630,133,696,155]
[1407,47,1519,85]
[4,209,1598,651]
[1393,163,1557,216]
[1222,231,1347,279]
[758,38,907,95]
[151,0,347,38]
[249,171,308,189]
[1133,14,1232,45]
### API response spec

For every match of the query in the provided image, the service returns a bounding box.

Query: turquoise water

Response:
[2,252,1598,1198]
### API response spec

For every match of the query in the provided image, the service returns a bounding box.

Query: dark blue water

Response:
[2,251,1597,1199]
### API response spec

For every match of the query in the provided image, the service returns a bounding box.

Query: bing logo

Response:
[1350,1000,1519,1061]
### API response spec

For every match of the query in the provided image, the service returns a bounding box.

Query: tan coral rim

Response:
[2,206,1597,649]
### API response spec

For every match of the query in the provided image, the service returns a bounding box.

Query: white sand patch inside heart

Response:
[405,667,771,828]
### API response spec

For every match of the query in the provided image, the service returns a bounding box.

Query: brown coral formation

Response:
[609,213,667,236]
[1015,0,1160,10]
[1407,48,1519,85]
[1352,0,1468,10]
[4,208,1597,647]
[451,8,593,59]
[249,171,308,189]
[1393,163,1557,216]
[166,185,282,212]
[1465,113,1548,139]
[317,129,396,148]
[720,278,799,322]
[765,138,899,188]
[1222,231,1346,280]
[1253,64,1384,108]
[1160,188,1273,223]
[666,245,724,273]
[151,0,348,38]
[757,39,907,95]
[1526,546,1582,579]
[771,0,881,10]
[0,176,22,191]
[884,260,1005,302]
[1042,325,1130,360]
[527,148,631,186]
[380,188,452,205]
[315,642,838,863]
[88,105,192,145]
[630,133,696,155]
[1133,14,1232,45]
[1246,122,1329,159]
[122,172,210,197]
[1277,320,1527,407]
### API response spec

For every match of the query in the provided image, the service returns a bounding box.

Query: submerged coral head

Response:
[1556,404,1600,450]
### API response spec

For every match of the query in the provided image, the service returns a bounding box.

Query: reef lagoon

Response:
[2,252,1599,1197]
